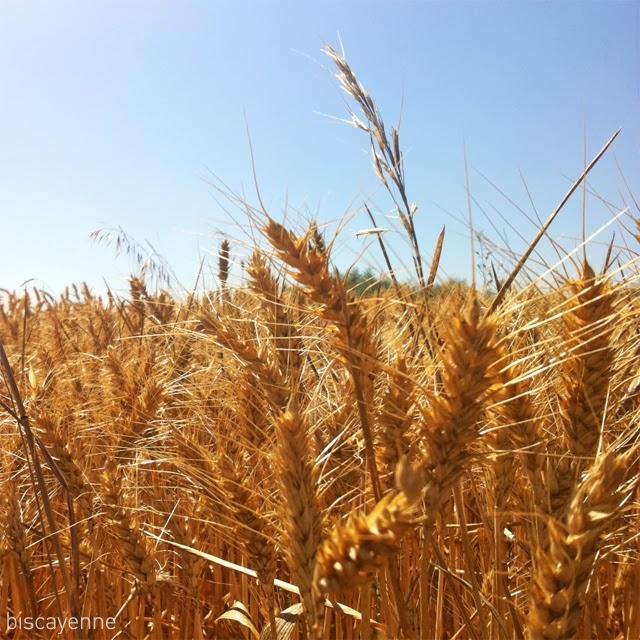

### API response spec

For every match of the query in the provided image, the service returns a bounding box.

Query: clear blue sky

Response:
[1,1,638,294]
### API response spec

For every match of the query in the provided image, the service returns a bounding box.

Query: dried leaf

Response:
[216,600,259,639]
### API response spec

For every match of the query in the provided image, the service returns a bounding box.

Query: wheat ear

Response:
[274,408,323,639]
[548,261,617,517]
[526,447,638,640]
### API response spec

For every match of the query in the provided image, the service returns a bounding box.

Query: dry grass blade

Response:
[488,128,621,314]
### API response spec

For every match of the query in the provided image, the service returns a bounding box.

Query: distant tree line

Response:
[343,267,468,297]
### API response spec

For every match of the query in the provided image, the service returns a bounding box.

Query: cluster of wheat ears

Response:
[1,46,639,640]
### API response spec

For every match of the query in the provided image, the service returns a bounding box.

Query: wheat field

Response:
[0,47,638,640]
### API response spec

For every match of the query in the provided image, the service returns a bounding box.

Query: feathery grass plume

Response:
[526,447,638,640]
[90,225,173,289]
[323,45,426,288]
[548,260,617,516]
[313,457,424,594]
[274,408,323,639]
